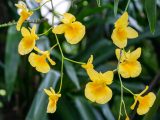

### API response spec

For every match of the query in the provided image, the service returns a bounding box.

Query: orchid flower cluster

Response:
[14,0,156,119]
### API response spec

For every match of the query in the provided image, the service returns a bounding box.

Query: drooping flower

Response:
[130,86,156,115]
[15,2,33,31]
[111,12,138,48]
[52,13,85,44]
[18,25,39,55]
[82,55,114,104]
[44,87,61,113]
[115,48,142,78]
[28,47,56,73]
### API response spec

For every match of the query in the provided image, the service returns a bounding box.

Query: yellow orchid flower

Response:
[15,2,33,31]
[115,48,142,78]
[28,47,56,73]
[44,87,61,113]
[111,12,138,48]
[52,13,85,44]
[82,55,114,104]
[18,25,38,55]
[130,86,156,115]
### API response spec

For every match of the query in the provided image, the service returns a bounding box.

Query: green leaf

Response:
[145,0,157,33]
[143,89,160,120]
[74,97,103,120]
[52,50,81,89]
[100,104,115,120]
[114,0,119,16]
[26,70,60,120]
[5,26,21,100]
[64,61,81,89]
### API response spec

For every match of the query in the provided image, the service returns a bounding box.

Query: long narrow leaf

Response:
[26,70,60,120]
[145,0,157,33]
[5,26,21,100]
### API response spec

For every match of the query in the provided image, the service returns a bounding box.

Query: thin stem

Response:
[123,86,135,95]
[118,49,123,120]
[31,0,50,11]
[118,72,123,120]
[55,34,64,93]
[122,100,128,118]
[64,57,85,65]
[38,27,53,36]
[50,0,54,26]
[49,43,58,52]
[58,55,64,93]
[125,0,131,11]
[54,34,64,57]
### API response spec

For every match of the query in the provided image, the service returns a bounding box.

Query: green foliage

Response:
[145,0,157,33]
[5,26,21,100]
[0,0,160,120]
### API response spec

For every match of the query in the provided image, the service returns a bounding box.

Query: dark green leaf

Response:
[145,0,157,33]
[100,104,115,120]
[64,61,81,89]
[26,70,60,120]
[114,0,119,16]
[5,25,21,100]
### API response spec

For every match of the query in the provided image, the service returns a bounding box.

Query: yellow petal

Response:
[119,61,142,78]
[115,49,126,62]
[147,92,156,107]
[85,82,112,104]
[47,99,57,113]
[129,48,141,61]
[111,28,127,48]
[101,71,114,85]
[16,10,33,31]
[18,37,35,55]
[126,27,138,39]
[115,12,128,28]
[61,13,76,24]
[28,53,50,73]
[137,105,150,115]
[86,69,100,82]
[138,92,156,115]
[125,116,130,120]
[44,89,53,96]
[65,22,85,44]
[52,24,67,34]
[82,55,94,69]
[21,27,30,37]
[47,55,56,65]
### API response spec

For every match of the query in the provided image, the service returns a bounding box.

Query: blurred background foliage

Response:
[0,0,160,120]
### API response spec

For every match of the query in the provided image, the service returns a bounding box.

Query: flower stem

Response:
[38,27,53,36]
[125,0,131,11]
[64,57,85,65]
[31,0,50,11]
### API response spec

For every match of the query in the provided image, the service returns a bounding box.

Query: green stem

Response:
[123,85,135,95]
[64,57,85,65]
[31,0,50,11]
[125,0,131,11]
[118,72,123,120]
[38,27,53,36]
[55,34,64,93]
[49,43,58,52]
